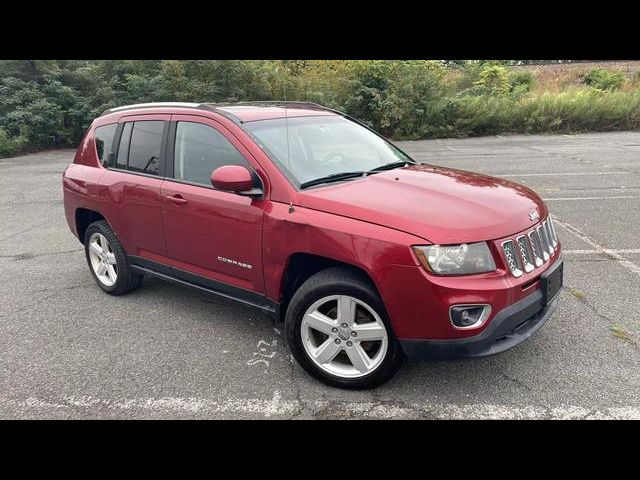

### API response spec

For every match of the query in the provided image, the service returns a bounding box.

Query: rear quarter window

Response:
[94,123,117,165]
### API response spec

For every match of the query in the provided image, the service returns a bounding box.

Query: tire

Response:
[84,220,143,295]
[285,267,404,389]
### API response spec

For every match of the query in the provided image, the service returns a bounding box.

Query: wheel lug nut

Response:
[341,323,348,328]
[331,327,338,333]
[335,339,341,344]
[351,331,357,337]
[347,341,353,346]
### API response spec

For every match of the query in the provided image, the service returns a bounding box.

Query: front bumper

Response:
[400,284,559,360]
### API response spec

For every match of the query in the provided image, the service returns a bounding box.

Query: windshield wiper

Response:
[299,160,415,189]
[300,171,370,189]
[367,160,414,173]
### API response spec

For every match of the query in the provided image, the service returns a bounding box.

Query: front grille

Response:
[502,217,559,277]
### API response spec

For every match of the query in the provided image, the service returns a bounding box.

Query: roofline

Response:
[207,101,331,110]
[98,101,415,163]
[99,101,343,125]
[100,102,246,125]
[100,102,204,116]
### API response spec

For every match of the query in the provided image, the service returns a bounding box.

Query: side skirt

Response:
[129,255,280,319]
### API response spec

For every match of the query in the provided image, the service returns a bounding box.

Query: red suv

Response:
[63,102,563,388]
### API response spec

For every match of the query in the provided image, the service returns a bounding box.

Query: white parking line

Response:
[544,196,640,201]
[2,393,639,419]
[553,216,640,277]
[497,172,630,177]
[563,249,640,254]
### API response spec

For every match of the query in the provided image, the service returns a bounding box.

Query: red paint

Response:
[211,165,254,192]
[297,164,548,245]
[63,104,561,342]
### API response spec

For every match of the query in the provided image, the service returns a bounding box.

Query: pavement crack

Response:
[0,284,91,318]
[285,349,305,420]
[0,249,82,261]
[0,221,50,244]
[566,283,640,349]
[32,284,89,293]
[500,371,533,391]
[0,292,58,318]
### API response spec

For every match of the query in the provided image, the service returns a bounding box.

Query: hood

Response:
[297,164,547,244]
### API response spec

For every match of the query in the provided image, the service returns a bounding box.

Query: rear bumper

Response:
[400,287,559,360]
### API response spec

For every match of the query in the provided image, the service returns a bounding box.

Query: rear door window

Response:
[127,121,164,175]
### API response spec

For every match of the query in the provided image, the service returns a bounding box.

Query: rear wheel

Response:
[84,220,142,295]
[286,267,403,389]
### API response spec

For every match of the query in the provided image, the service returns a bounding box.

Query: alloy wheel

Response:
[88,232,118,287]
[301,295,388,378]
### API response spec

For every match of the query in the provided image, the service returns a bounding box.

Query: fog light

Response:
[450,305,491,329]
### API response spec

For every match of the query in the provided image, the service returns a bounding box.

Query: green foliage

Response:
[1,60,639,158]
[0,128,28,156]
[584,69,626,91]
[474,64,511,96]
[508,71,535,94]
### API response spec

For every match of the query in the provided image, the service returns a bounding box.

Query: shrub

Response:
[1,60,640,156]
[0,128,28,158]
[474,64,511,95]
[584,69,626,91]
[508,71,536,94]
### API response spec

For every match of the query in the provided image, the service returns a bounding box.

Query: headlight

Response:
[413,242,496,275]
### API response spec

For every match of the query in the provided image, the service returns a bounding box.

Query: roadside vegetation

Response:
[1,60,640,158]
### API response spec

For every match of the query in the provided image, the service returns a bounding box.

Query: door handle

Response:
[165,194,188,205]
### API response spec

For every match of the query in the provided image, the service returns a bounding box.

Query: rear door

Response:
[99,114,169,259]
[160,114,266,294]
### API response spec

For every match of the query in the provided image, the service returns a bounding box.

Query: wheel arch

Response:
[279,252,382,322]
[75,208,107,244]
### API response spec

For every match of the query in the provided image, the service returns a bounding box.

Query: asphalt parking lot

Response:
[1,131,639,419]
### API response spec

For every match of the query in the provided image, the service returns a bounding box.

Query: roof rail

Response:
[99,100,344,125]
[100,102,204,116]
[206,101,334,111]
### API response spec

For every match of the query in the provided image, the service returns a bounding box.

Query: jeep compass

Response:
[63,102,563,389]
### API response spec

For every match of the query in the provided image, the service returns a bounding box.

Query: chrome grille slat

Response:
[548,217,558,249]
[537,225,550,261]
[543,220,555,254]
[516,235,534,273]
[528,230,544,267]
[502,240,523,277]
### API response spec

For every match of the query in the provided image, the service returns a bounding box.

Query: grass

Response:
[448,89,640,138]
[511,61,640,93]
[609,325,636,345]
[567,287,586,301]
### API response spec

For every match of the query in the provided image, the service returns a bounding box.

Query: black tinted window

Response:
[95,124,117,165]
[174,122,249,185]
[116,122,132,169]
[128,121,164,175]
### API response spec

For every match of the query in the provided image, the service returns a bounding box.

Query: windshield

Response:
[243,115,411,188]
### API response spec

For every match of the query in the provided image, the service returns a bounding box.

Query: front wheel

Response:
[285,267,404,389]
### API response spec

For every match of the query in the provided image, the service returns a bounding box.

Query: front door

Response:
[160,115,266,294]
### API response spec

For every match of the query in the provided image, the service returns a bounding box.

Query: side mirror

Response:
[210,165,262,198]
